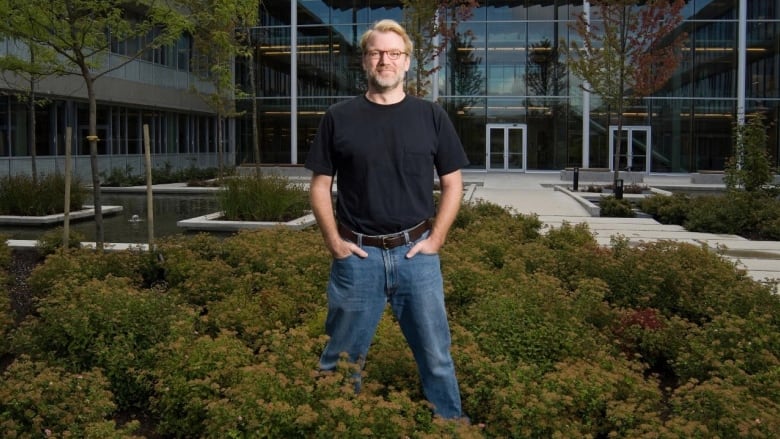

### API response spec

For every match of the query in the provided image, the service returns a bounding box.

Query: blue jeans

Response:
[319,232,463,419]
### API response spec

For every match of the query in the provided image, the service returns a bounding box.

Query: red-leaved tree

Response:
[566,0,686,186]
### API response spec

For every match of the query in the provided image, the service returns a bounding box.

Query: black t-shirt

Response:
[305,94,469,235]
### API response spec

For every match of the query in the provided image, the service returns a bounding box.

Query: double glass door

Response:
[486,124,527,171]
[608,126,651,172]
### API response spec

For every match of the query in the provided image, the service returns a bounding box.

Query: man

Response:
[304,18,468,420]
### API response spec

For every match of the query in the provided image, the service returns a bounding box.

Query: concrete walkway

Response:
[463,171,780,290]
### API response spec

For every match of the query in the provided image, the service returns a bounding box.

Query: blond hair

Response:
[360,19,413,55]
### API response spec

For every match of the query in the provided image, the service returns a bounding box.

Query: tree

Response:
[401,0,479,98]
[0,41,59,183]
[565,0,686,187]
[238,6,262,165]
[725,114,779,194]
[176,0,259,178]
[0,0,188,248]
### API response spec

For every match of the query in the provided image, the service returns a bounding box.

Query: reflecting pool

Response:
[0,193,220,243]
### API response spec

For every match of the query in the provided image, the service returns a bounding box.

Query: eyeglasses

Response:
[364,50,407,60]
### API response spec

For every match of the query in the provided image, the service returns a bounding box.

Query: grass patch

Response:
[0,174,87,216]
[217,174,309,222]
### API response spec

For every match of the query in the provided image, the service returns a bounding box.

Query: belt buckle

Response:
[381,235,393,249]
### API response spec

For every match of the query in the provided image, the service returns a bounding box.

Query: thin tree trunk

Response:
[28,46,38,183]
[242,21,260,167]
[217,114,224,180]
[29,78,37,183]
[63,126,72,249]
[250,51,260,166]
[613,5,628,189]
[85,74,104,249]
[143,124,154,248]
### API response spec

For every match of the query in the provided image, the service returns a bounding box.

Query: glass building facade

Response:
[236,0,780,174]
[0,34,223,179]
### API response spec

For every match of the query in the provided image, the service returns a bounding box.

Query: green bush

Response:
[666,375,780,437]
[640,193,691,224]
[11,276,186,410]
[27,247,147,297]
[3,200,780,437]
[642,191,780,240]
[100,165,143,187]
[0,173,87,215]
[150,331,254,437]
[724,114,779,194]
[599,195,635,217]
[218,174,309,222]
[0,356,140,438]
[101,163,228,187]
[35,227,86,256]
[685,191,780,240]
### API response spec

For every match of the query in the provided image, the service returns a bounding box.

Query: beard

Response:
[366,67,404,92]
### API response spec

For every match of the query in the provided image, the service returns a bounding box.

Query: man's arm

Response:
[406,169,463,258]
[310,172,367,259]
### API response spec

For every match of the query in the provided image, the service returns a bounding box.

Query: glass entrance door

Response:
[486,124,527,171]
[609,126,651,172]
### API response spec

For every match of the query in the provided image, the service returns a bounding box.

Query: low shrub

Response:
[11,276,186,410]
[0,356,139,437]
[3,200,779,437]
[673,311,780,382]
[218,174,309,221]
[599,195,635,217]
[666,375,780,437]
[0,173,87,216]
[623,183,648,194]
[27,247,147,297]
[100,163,228,187]
[640,193,691,225]
[643,191,780,240]
[596,240,773,323]
[36,227,86,256]
[100,165,143,187]
[150,331,254,437]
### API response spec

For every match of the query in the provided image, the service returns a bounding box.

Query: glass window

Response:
[446,96,485,168]
[297,25,363,97]
[0,96,9,157]
[527,0,563,21]
[299,0,331,25]
[485,22,527,96]
[748,0,778,20]
[331,2,370,25]
[527,22,566,98]
[257,98,292,163]
[689,21,736,98]
[445,23,487,97]
[486,0,526,21]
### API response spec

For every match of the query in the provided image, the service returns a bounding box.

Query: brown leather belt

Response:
[338,219,432,250]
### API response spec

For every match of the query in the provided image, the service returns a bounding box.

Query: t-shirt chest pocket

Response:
[402,137,434,177]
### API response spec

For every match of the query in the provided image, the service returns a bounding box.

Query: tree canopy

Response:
[0,0,188,247]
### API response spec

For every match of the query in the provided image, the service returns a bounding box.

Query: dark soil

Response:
[1,248,43,372]
[7,247,43,320]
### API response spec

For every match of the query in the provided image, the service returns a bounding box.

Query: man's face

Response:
[362,31,410,92]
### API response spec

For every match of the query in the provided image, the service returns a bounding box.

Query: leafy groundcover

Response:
[1,201,778,438]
